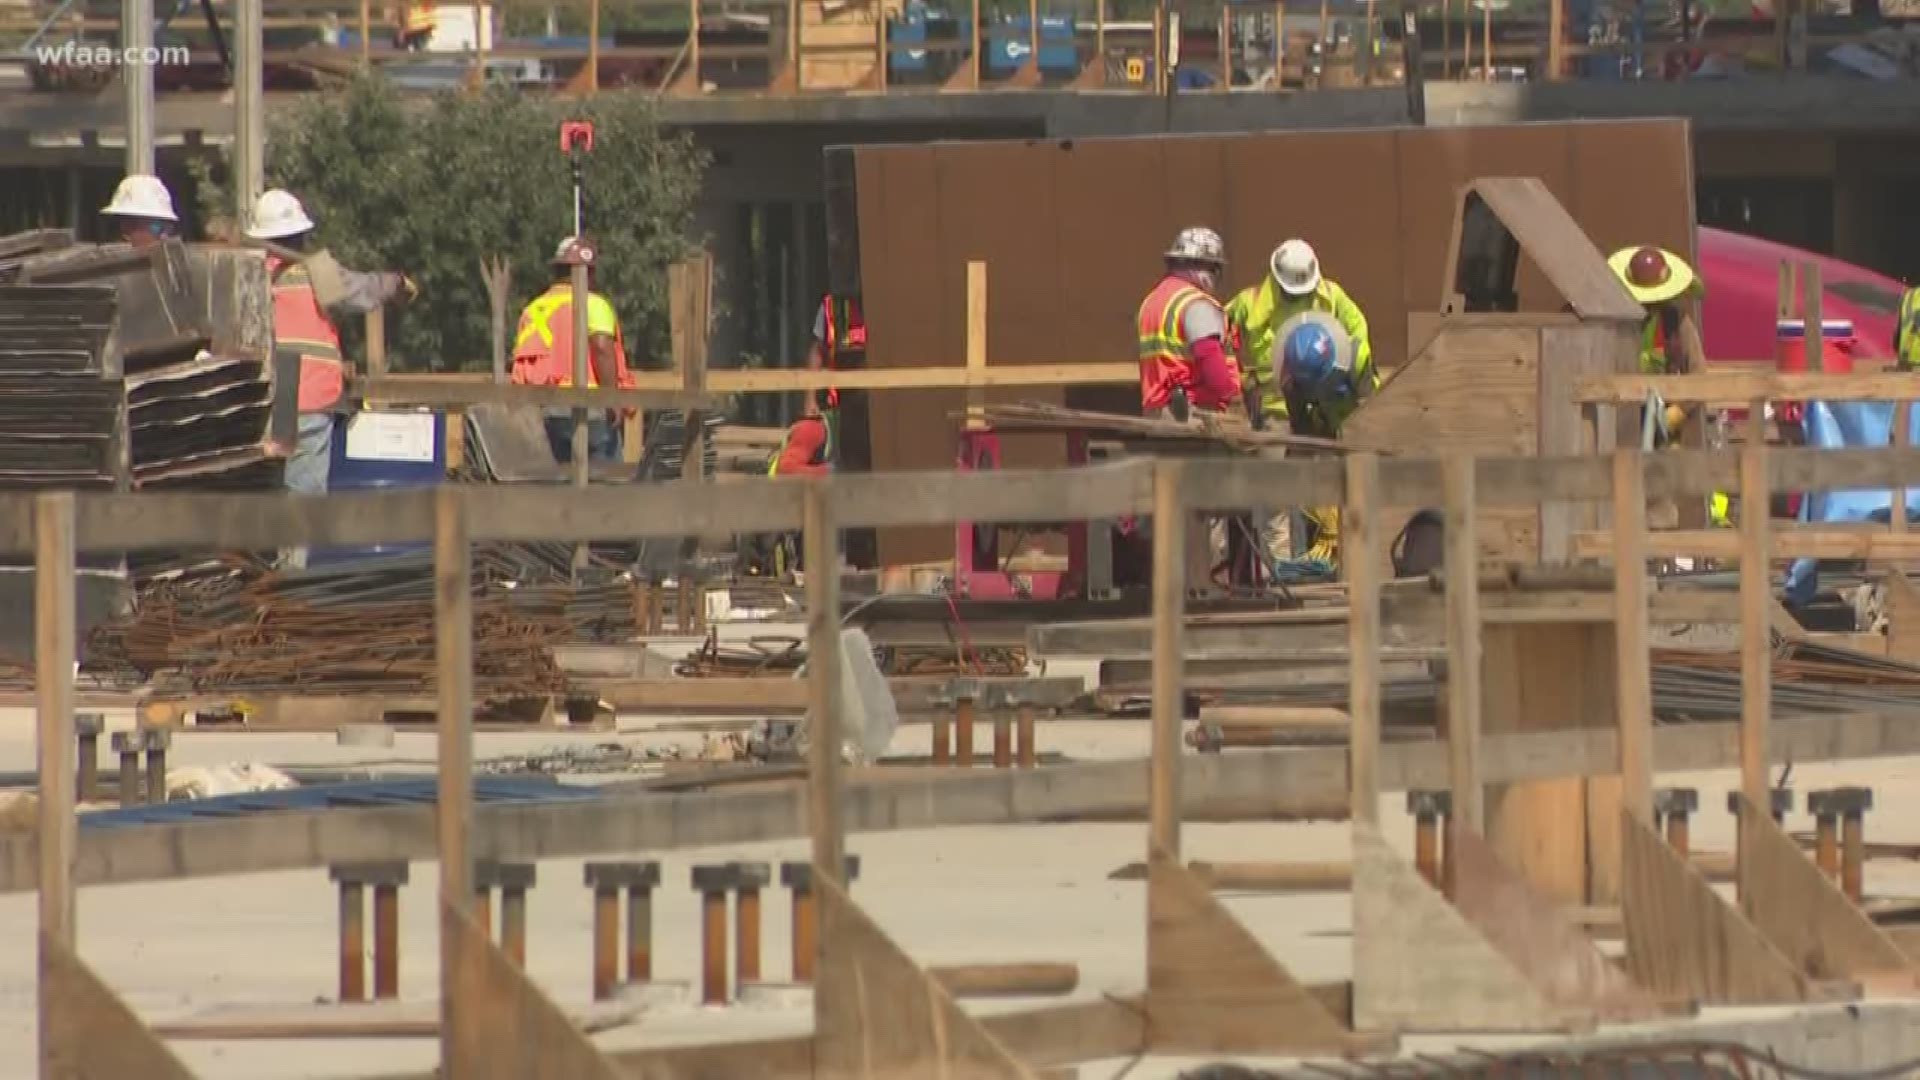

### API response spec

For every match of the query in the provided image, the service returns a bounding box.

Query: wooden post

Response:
[876,0,888,90]
[1776,260,1796,320]
[1219,5,1232,89]
[1801,261,1822,374]
[1317,0,1329,79]
[587,0,601,91]
[1480,0,1491,80]
[804,483,845,887]
[365,308,387,380]
[789,0,801,90]
[1346,454,1382,826]
[1459,0,1469,76]
[965,261,987,430]
[35,492,76,1077]
[1613,449,1653,823]
[1149,460,1186,860]
[434,486,476,1074]
[1545,0,1563,79]
[1028,0,1040,81]
[569,260,591,571]
[1095,0,1108,84]
[1152,5,1165,93]
[1738,427,1771,858]
[971,0,982,88]
[1272,0,1284,84]
[359,0,371,65]
[1361,0,1374,84]
[1895,405,1911,536]
[471,0,485,81]
[1442,455,1482,834]
[1441,0,1449,77]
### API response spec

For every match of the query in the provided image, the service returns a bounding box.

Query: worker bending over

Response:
[512,236,636,464]
[100,174,180,250]
[1897,282,1920,369]
[1274,317,1373,570]
[1136,227,1240,419]
[1227,239,1376,566]
[758,390,836,578]
[1608,244,1728,526]
[247,188,416,566]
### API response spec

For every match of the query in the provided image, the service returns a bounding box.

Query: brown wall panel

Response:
[850,120,1694,568]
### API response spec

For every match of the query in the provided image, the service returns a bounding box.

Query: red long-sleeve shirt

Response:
[774,416,831,477]
[1187,334,1240,411]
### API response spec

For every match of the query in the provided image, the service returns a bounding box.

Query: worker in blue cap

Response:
[1273,314,1373,572]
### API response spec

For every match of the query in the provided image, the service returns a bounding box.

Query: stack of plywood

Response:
[801,0,899,89]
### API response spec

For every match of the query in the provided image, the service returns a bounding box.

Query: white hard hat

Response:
[1270,238,1321,297]
[1164,226,1226,268]
[101,174,178,223]
[245,189,316,240]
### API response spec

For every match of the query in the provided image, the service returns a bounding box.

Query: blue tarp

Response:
[1783,400,1920,605]
[80,775,599,830]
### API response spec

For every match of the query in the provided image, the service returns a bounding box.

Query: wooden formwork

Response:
[23,432,1920,1075]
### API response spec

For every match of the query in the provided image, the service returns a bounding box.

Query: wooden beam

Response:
[805,482,846,891]
[1149,462,1186,861]
[1576,370,1920,405]
[41,934,198,1079]
[435,486,479,1074]
[18,713,1920,895]
[1347,453,1383,827]
[965,261,987,430]
[441,899,625,1078]
[1443,456,1484,833]
[1738,439,1772,899]
[36,492,82,1079]
[1613,450,1654,824]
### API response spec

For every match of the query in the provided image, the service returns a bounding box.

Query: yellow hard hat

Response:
[1608,245,1697,306]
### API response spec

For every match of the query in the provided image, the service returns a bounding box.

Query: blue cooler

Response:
[308,409,448,565]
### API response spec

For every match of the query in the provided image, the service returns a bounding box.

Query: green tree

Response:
[196,73,706,373]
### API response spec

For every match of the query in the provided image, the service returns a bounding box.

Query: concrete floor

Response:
[5,702,1920,1077]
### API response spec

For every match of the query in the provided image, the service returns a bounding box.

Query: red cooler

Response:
[1772,319,1857,429]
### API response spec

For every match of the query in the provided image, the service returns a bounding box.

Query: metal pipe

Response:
[143,731,169,805]
[693,865,733,1006]
[114,733,140,807]
[626,882,653,983]
[591,886,618,1000]
[932,713,952,765]
[733,862,768,987]
[335,878,366,1003]
[501,883,528,968]
[1016,705,1036,768]
[992,714,1012,769]
[372,882,401,1000]
[955,696,975,766]
[74,713,102,803]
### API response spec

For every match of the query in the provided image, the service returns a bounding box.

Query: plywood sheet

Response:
[1737,797,1918,986]
[1568,120,1698,269]
[41,934,199,1080]
[1465,178,1644,322]
[1448,824,1662,1021]
[1353,824,1571,1032]
[816,875,1037,1079]
[442,899,624,1080]
[1619,810,1808,1005]
[1144,851,1359,1054]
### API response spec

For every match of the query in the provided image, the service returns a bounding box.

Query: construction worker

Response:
[758,390,835,578]
[1137,226,1240,419]
[396,0,435,50]
[1897,282,1920,369]
[100,174,179,250]
[511,236,635,464]
[1608,244,1729,526]
[1226,239,1377,428]
[1273,317,1373,570]
[247,188,415,565]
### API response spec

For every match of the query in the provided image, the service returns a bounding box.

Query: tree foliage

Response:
[196,74,706,373]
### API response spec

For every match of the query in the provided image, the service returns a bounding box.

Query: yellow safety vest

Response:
[1899,286,1920,370]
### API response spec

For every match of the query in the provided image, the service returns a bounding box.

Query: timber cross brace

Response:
[27,420,1920,1075]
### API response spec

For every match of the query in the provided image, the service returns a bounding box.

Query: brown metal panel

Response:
[1223,130,1404,367]
[1567,120,1697,272]
[1054,137,1175,369]
[1396,124,1577,318]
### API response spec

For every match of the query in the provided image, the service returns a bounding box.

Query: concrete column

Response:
[124,0,155,174]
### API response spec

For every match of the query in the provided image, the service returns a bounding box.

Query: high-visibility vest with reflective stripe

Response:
[1899,287,1920,370]
[1136,275,1208,412]
[270,258,348,413]
[510,285,633,389]
[401,1,435,34]
[1640,314,1670,374]
[766,414,835,477]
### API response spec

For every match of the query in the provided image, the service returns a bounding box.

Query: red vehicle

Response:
[1696,226,1906,367]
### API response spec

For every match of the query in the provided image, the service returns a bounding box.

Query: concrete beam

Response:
[0,709,1915,893]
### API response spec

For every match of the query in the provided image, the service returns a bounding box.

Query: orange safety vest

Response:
[510,286,635,389]
[270,257,348,413]
[1135,274,1211,412]
[401,0,435,35]
[819,294,865,409]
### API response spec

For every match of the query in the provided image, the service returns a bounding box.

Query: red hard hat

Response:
[1625,246,1672,291]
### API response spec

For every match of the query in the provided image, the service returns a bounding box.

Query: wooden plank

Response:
[36,492,78,1079]
[965,261,987,429]
[814,875,1037,1078]
[1739,440,1772,883]
[1145,853,1366,1053]
[1352,824,1572,1032]
[1736,796,1918,986]
[440,899,624,1079]
[1443,455,1484,833]
[150,999,640,1039]
[1347,452,1383,826]
[1465,179,1644,322]
[1614,450,1654,824]
[1619,809,1808,1005]
[1575,528,1920,561]
[1446,823,1663,1022]
[1149,462,1185,860]
[1577,371,1920,406]
[16,712,1920,896]
[40,933,199,1079]
[1538,325,1632,560]
[805,483,846,893]
[1886,572,1920,663]
[435,485,480,1074]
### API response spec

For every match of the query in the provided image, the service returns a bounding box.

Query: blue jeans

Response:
[280,412,334,568]
[544,415,620,464]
